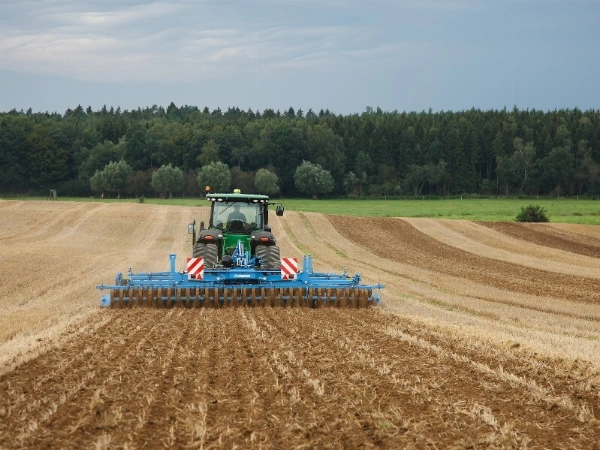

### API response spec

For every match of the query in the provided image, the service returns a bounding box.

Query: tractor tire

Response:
[255,245,268,265]
[203,243,219,268]
[192,243,205,258]
[266,246,281,269]
[256,245,280,269]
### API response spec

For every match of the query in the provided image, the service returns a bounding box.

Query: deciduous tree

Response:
[151,164,184,198]
[254,168,279,195]
[90,160,132,198]
[197,161,231,193]
[294,161,334,198]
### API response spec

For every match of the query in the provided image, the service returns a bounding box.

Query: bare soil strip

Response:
[550,222,600,240]
[329,216,600,304]
[405,218,600,278]
[480,221,600,259]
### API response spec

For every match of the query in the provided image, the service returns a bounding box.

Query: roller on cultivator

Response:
[97,190,382,308]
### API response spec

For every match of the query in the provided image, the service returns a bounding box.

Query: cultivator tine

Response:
[290,288,298,307]
[328,288,335,307]
[175,288,182,307]
[350,288,359,308]
[212,287,220,307]
[358,289,367,308]
[340,288,348,308]
[284,287,293,307]
[219,287,226,307]
[266,288,274,307]
[207,287,215,308]
[317,288,326,308]
[350,288,360,308]
[129,288,136,307]
[301,288,310,307]
[211,287,217,307]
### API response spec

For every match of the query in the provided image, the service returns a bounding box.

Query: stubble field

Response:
[1,200,599,449]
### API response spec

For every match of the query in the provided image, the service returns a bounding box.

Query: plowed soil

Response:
[1,200,600,449]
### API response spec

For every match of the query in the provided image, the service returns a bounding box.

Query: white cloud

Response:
[1,1,403,82]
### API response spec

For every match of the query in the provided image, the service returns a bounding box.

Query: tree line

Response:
[1,103,599,198]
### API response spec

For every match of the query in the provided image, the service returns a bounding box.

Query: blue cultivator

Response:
[97,254,382,308]
[97,190,383,308]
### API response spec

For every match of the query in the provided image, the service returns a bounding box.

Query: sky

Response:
[0,0,598,115]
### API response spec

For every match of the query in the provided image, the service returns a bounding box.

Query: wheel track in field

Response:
[122,309,202,448]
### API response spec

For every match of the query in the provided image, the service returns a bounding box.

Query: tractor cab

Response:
[211,199,264,233]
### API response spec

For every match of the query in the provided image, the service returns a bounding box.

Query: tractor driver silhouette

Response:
[227,204,247,230]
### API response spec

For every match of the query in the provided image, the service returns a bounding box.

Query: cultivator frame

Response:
[97,254,382,308]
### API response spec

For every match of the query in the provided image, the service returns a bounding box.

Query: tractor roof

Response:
[206,193,270,203]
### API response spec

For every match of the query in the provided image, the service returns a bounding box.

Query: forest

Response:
[1,103,599,198]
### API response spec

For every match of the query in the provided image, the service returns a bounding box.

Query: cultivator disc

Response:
[98,254,382,309]
[107,286,375,308]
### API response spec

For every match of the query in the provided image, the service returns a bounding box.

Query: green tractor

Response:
[188,191,284,269]
[99,190,382,308]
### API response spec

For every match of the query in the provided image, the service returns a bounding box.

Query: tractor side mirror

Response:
[276,205,284,216]
[188,220,197,246]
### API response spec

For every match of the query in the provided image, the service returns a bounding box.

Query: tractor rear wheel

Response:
[256,245,280,269]
[203,243,219,268]
[193,243,204,258]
